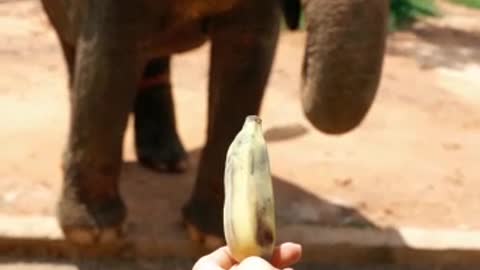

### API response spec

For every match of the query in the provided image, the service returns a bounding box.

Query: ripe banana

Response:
[223,115,276,262]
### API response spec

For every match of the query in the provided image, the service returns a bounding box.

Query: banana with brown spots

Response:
[223,115,276,262]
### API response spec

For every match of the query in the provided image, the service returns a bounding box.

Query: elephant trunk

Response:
[301,0,389,134]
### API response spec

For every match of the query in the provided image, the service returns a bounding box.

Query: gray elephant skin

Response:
[39,0,388,246]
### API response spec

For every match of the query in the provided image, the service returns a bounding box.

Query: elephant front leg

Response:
[182,1,281,249]
[134,57,188,173]
[58,28,141,245]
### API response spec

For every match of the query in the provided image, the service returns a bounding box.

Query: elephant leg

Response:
[134,57,188,173]
[57,18,141,244]
[58,39,76,87]
[39,0,76,87]
[182,0,281,248]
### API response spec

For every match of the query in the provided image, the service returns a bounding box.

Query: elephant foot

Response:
[182,197,225,250]
[185,223,225,251]
[62,225,123,245]
[135,135,189,173]
[57,184,126,245]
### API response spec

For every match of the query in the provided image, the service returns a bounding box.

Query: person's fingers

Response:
[270,242,302,268]
[193,243,302,270]
[192,258,226,270]
[193,246,235,270]
[237,256,277,270]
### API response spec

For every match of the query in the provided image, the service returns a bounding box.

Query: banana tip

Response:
[246,115,262,124]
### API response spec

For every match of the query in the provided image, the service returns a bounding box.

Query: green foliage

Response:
[449,0,480,8]
[389,0,441,31]
[281,0,442,32]
[282,0,480,32]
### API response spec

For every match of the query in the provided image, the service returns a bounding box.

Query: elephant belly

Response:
[139,20,210,57]
[41,0,215,56]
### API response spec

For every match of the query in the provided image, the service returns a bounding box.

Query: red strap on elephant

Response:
[139,74,170,90]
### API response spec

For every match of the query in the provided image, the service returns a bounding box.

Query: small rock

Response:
[334,177,353,187]
[442,142,461,151]
[384,208,394,215]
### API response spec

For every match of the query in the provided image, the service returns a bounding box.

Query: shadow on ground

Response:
[263,123,309,142]
[115,124,405,261]
[387,23,480,70]
[120,124,393,233]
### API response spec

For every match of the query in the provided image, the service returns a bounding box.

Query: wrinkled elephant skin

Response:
[39,0,388,248]
[301,0,389,134]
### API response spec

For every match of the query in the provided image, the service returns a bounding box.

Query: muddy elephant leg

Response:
[57,21,141,244]
[182,1,281,248]
[134,57,188,173]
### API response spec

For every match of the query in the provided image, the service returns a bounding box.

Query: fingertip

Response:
[270,242,302,268]
[281,242,302,253]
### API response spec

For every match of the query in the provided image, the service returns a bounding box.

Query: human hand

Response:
[193,242,302,270]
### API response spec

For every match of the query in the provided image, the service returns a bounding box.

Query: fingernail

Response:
[283,242,302,249]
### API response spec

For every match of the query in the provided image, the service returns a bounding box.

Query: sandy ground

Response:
[0,0,480,253]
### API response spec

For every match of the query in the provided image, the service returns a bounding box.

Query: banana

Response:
[223,115,276,262]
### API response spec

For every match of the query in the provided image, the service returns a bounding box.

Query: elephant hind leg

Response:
[134,57,188,173]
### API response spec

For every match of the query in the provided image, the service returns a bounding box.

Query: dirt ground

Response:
[0,0,480,242]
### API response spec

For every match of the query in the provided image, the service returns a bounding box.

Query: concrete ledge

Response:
[1,215,480,266]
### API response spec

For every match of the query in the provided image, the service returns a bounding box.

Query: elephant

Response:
[39,0,388,247]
